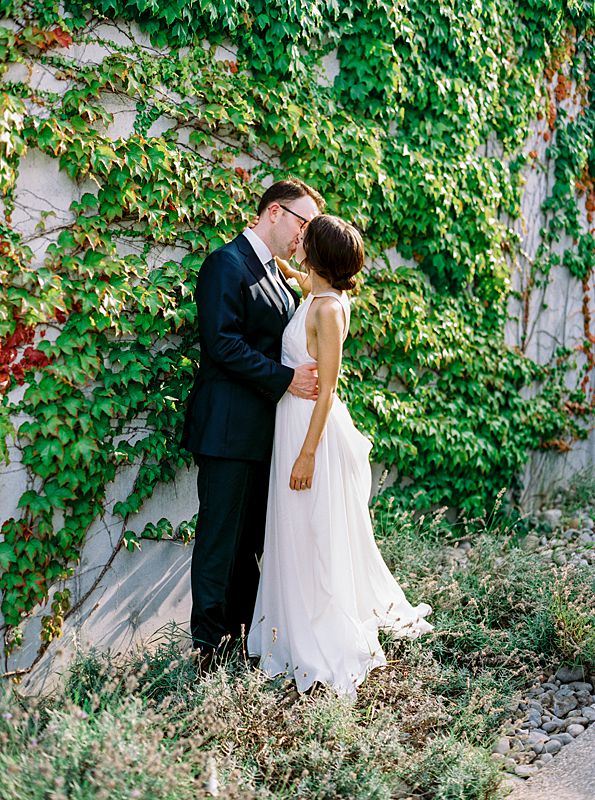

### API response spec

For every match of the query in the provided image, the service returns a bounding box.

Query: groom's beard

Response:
[274,236,299,261]
[277,244,296,260]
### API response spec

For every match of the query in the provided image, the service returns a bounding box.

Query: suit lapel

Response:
[278,269,300,309]
[235,234,290,320]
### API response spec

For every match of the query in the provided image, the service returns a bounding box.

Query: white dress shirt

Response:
[242,228,295,317]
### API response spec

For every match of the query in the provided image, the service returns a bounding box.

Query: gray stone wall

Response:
[504,72,594,508]
[0,20,592,689]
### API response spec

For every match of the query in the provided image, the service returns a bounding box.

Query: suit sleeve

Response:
[196,251,294,402]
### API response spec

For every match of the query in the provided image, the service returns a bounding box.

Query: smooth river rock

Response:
[555,665,586,683]
[544,739,563,754]
[566,724,585,737]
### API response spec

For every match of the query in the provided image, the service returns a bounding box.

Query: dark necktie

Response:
[266,258,290,312]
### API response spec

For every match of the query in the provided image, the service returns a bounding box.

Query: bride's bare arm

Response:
[275,256,312,297]
[289,300,343,490]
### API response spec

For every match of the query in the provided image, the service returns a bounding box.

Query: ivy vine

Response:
[0,1,593,657]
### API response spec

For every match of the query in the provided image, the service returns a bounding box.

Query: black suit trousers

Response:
[190,454,270,651]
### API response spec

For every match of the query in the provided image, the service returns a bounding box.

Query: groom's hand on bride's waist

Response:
[288,363,318,400]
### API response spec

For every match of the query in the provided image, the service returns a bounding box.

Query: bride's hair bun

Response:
[303,215,364,292]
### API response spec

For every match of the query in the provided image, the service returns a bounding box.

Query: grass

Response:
[554,468,595,515]
[0,481,593,799]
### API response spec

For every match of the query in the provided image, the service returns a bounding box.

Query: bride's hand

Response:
[275,255,310,294]
[290,453,314,491]
[275,255,293,279]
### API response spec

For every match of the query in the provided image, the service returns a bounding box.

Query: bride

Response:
[247,214,433,697]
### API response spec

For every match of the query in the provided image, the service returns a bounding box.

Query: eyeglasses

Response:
[279,204,309,229]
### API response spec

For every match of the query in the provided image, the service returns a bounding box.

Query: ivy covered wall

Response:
[0,1,593,670]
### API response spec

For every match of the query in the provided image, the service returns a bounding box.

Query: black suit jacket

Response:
[181,234,300,461]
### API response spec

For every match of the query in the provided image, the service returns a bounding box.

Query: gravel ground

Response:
[495,501,594,796]
[502,721,595,800]
[437,500,594,793]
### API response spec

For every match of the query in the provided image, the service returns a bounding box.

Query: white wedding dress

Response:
[247,291,433,697]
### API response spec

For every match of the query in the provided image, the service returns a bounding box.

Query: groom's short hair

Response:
[257,178,325,216]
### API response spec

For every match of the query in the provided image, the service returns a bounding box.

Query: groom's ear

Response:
[267,202,281,223]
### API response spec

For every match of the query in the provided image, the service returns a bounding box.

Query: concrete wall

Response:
[503,74,594,508]
[0,20,592,689]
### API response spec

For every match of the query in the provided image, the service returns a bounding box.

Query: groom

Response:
[182,178,324,656]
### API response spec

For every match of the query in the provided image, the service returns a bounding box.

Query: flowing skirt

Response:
[247,392,433,697]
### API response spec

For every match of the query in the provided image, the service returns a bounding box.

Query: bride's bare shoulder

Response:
[312,295,344,329]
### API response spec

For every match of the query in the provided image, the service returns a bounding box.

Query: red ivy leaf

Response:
[234,166,250,182]
[50,27,73,49]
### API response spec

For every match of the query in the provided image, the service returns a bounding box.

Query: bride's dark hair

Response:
[302,215,364,291]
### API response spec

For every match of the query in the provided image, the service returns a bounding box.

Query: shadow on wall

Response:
[8,539,192,695]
